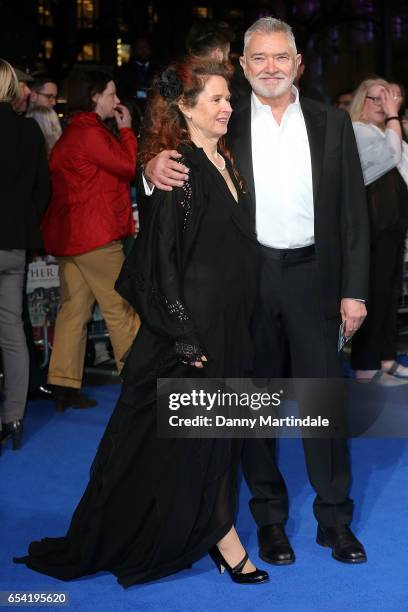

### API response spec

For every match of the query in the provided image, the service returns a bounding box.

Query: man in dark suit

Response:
[115,35,158,105]
[143,17,370,566]
[230,17,369,567]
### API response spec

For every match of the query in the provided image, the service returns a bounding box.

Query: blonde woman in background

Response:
[349,78,408,385]
[26,106,62,157]
[0,59,50,451]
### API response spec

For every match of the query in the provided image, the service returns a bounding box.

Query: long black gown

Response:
[15,144,259,587]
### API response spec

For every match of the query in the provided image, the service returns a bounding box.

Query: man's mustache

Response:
[258,72,288,79]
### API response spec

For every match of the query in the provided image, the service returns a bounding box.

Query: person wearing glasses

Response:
[28,76,62,156]
[29,76,58,109]
[349,78,408,385]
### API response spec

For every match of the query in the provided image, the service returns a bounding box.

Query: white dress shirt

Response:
[251,87,314,249]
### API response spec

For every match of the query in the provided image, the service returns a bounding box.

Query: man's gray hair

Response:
[243,17,297,55]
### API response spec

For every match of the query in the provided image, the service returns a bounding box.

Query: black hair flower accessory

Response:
[156,67,183,102]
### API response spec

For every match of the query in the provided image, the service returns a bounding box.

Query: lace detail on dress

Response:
[176,157,192,230]
[174,340,204,362]
[164,298,190,322]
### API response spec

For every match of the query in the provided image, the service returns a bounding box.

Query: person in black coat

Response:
[0,59,50,452]
[15,59,269,588]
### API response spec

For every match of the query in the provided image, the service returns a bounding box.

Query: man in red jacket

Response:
[41,70,140,411]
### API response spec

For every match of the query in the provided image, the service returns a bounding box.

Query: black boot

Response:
[4,420,23,450]
[52,386,97,412]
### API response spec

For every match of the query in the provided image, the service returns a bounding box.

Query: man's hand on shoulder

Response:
[144,150,189,192]
[340,298,367,337]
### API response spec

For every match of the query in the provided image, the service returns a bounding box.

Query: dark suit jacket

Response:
[115,59,160,100]
[0,102,50,249]
[226,94,370,318]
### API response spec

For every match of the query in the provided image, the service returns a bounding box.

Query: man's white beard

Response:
[247,70,296,99]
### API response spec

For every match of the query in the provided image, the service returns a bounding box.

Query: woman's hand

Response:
[174,339,207,368]
[380,87,400,119]
[114,104,132,129]
[190,356,208,369]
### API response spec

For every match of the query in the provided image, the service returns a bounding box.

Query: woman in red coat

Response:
[41,70,140,410]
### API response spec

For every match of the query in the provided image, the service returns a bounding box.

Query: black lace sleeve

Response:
[115,163,205,363]
[156,173,205,362]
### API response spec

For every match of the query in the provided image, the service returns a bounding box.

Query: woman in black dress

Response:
[15,60,268,587]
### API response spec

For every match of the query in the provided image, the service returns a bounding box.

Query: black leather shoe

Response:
[258,524,295,565]
[27,385,55,401]
[316,525,367,564]
[53,386,97,412]
[209,547,269,584]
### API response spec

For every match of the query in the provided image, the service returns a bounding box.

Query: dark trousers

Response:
[242,246,353,529]
[351,226,407,370]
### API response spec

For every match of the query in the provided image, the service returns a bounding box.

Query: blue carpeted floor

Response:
[1,383,407,612]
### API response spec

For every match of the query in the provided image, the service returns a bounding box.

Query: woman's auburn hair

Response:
[140,58,244,189]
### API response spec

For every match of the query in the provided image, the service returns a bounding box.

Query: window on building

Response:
[147,3,159,31]
[38,0,54,27]
[76,0,99,29]
[39,39,54,60]
[77,42,101,62]
[193,7,213,19]
[227,9,244,19]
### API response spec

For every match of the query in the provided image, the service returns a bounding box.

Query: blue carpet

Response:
[1,384,407,612]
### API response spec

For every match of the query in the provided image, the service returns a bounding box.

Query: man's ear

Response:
[295,53,302,71]
[239,55,246,72]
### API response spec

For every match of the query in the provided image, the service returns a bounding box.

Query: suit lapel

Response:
[228,97,256,224]
[300,98,327,203]
[229,95,327,220]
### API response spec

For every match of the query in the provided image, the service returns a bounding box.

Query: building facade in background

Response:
[0,0,407,102]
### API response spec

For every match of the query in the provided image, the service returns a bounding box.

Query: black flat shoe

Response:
[4,420,23,450]
[317,525,367,564]
[209,547,269,584]
[258,524,295,565]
